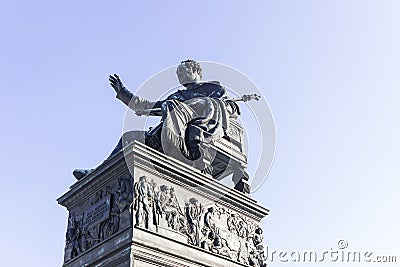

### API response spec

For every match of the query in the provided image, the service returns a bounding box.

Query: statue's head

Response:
[160,185,169,192]
[176,59,202,85]
[189,197,199,205]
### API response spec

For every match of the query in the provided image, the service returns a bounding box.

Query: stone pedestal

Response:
[58,142,269,266]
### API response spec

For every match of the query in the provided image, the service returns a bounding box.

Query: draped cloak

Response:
[116,81,239,163]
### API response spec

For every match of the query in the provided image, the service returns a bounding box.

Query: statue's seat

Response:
[144,117,250,193]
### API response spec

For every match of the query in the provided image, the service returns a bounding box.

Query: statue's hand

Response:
[242,94,261,102]
[109,74,125,94]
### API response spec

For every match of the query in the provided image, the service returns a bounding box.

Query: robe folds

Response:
[117,81,239,162]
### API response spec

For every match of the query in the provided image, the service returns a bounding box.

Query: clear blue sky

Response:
[1,1,399,266]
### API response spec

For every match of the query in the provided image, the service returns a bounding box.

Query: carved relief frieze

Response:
[132,176,267,266]
[63,173,133,263]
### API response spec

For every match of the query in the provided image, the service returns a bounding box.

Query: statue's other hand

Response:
[109,74,124,94]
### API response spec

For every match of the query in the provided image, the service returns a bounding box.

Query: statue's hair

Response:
[179,59,203,78]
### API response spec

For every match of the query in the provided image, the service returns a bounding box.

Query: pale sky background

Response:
[1,1,399,266]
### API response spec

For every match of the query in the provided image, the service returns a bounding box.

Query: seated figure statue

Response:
[74,60,255,192]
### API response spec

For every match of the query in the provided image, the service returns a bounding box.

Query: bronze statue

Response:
[73,60,259,193]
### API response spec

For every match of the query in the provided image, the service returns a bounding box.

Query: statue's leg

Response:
[107,130,146,159]
[232,167,251,194]
[107,138,123,159]
[73,131,146,180]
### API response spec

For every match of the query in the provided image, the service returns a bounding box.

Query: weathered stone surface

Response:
[58,142,269,266]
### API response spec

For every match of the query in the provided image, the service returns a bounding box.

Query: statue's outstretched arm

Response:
[109,74,162,115]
